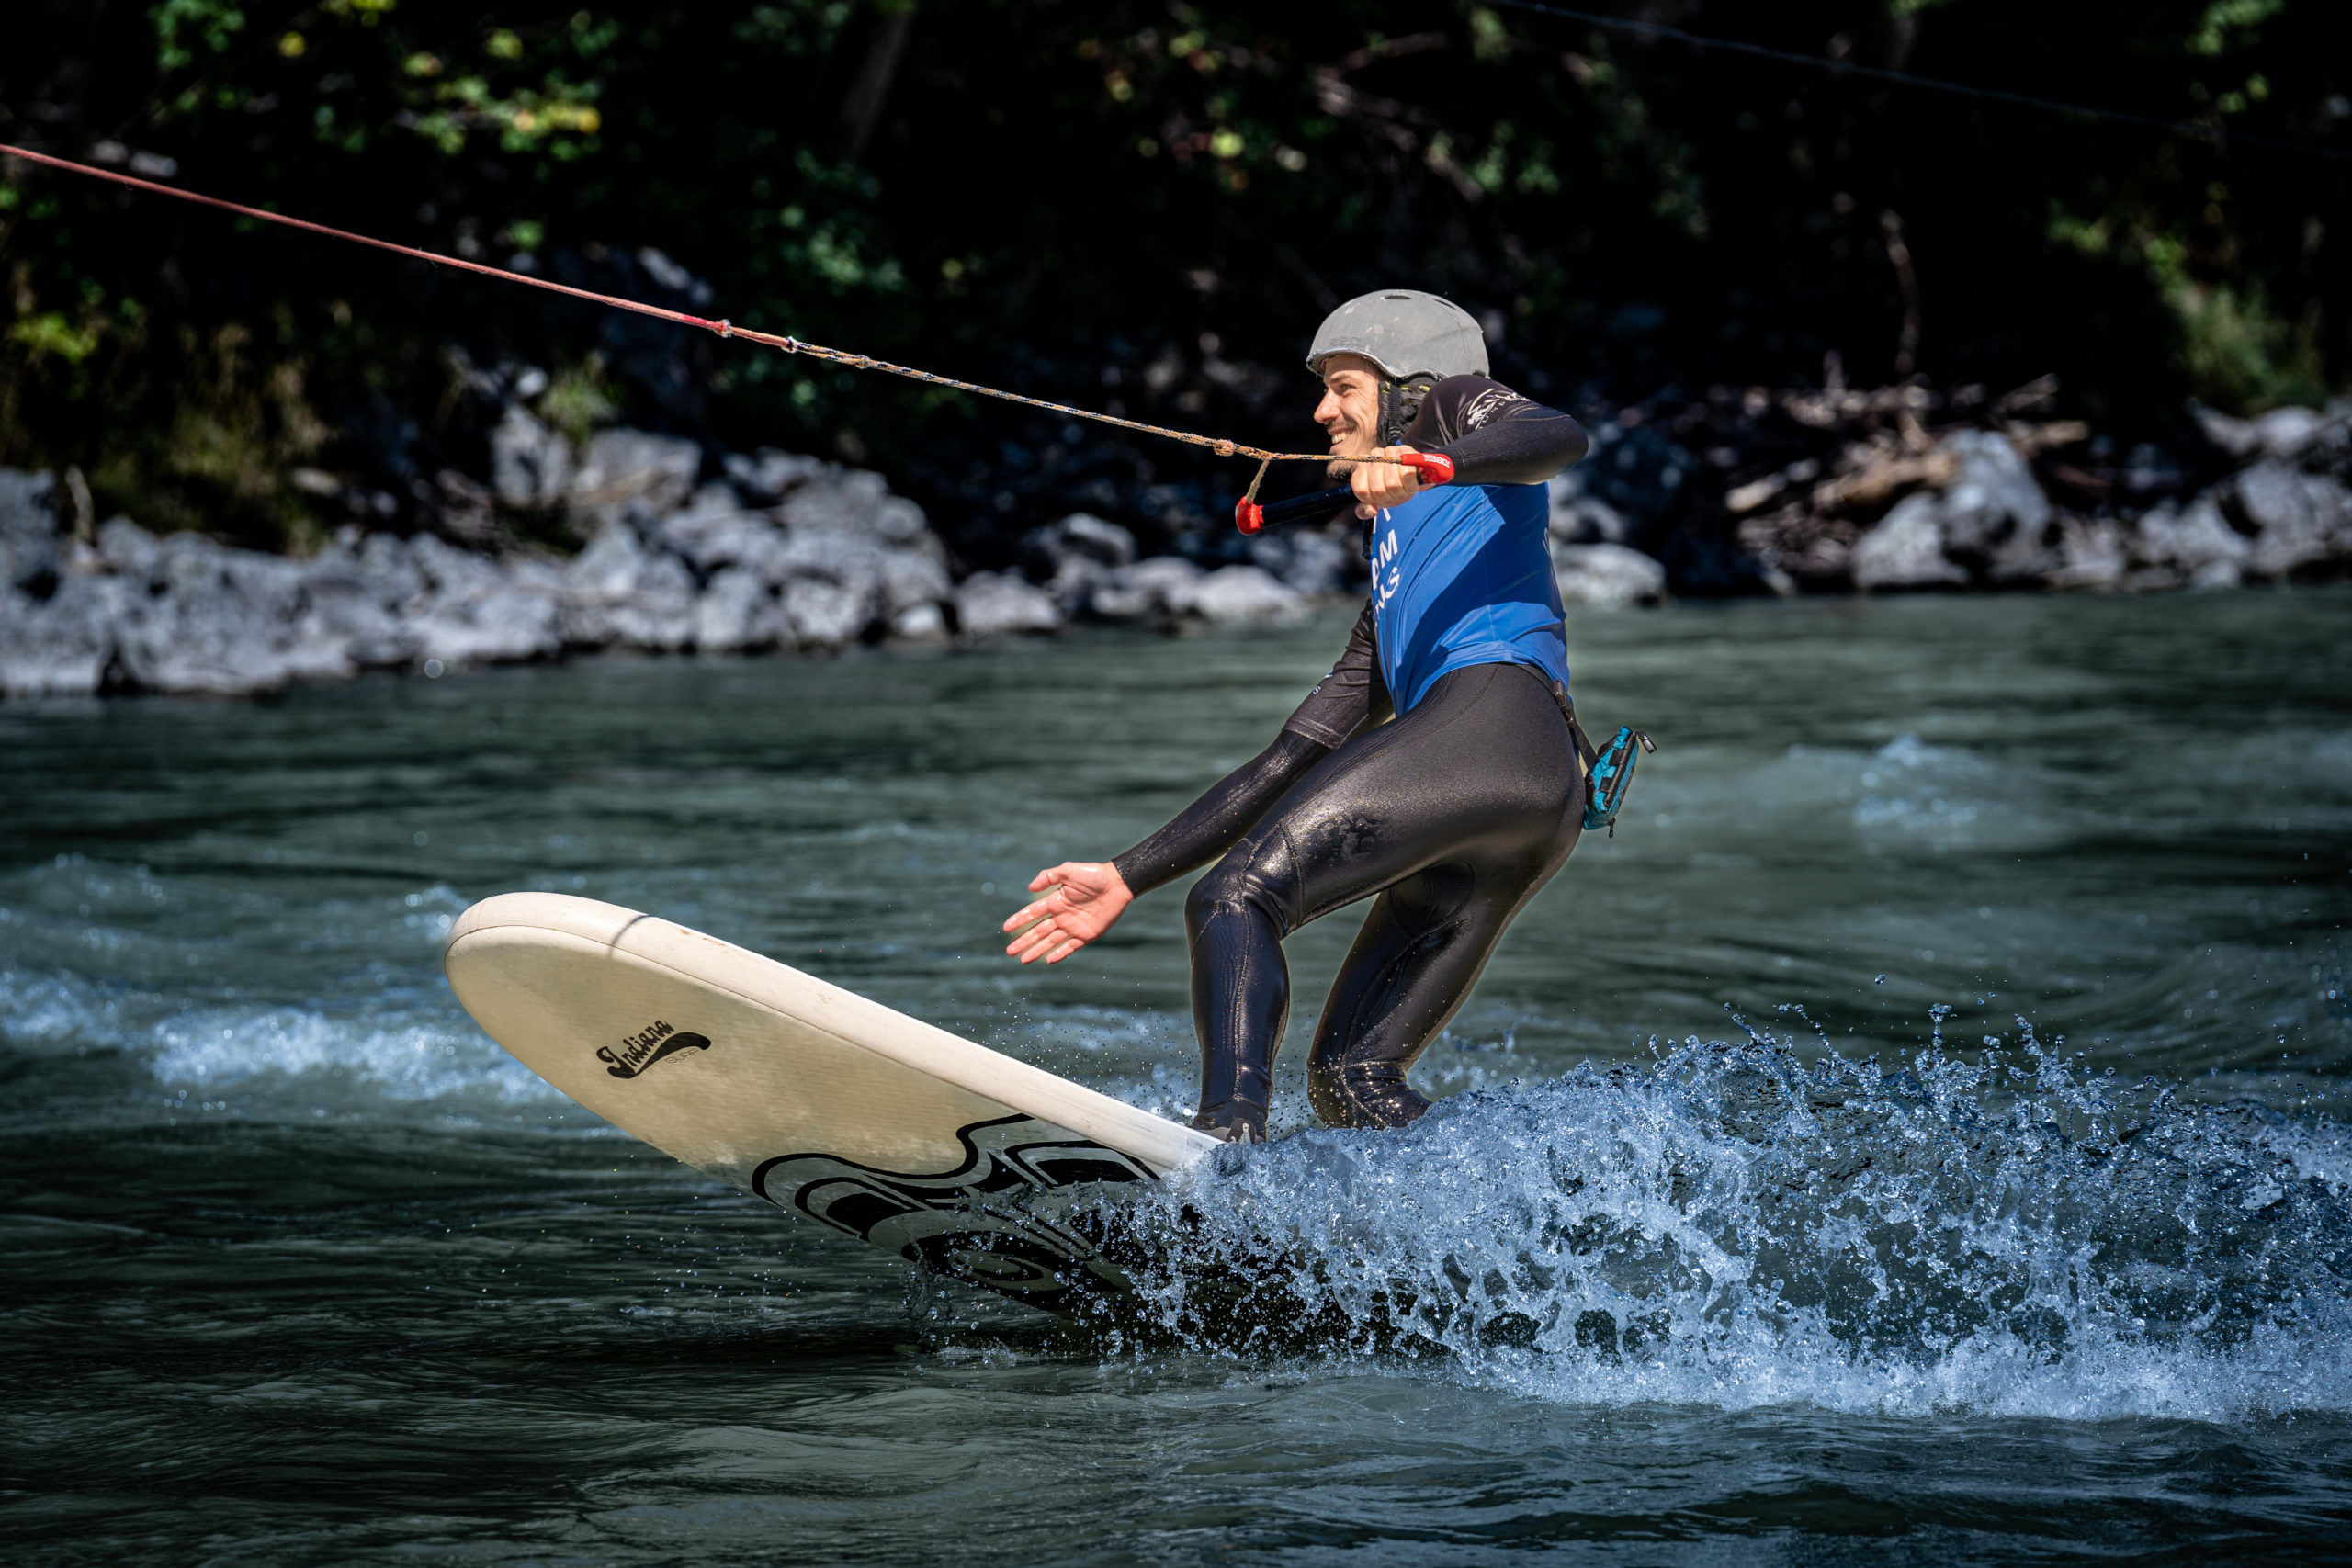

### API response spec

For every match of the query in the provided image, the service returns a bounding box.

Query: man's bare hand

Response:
[1002,861,1134,965]
[1349,445,1424,518]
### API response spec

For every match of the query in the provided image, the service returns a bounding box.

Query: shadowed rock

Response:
[1024,513,1141,613]
[0,470,62,598]
[1089,556,1204,623]
[1554,543,1668,607]
[1181,564,1305,625]
[0,430,967,697]
[1249,526,1360,598]
[953,570,1064,637]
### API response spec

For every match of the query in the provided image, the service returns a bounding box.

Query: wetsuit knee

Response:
[1183,835,1296,942]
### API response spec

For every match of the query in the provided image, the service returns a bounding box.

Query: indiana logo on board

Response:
[599,1019,711,1078]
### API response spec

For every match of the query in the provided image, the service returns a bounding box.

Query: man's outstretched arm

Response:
[1002,733,1334,965]
[1002,608,1384,964]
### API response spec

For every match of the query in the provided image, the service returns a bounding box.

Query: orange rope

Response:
[0,141,1334,467]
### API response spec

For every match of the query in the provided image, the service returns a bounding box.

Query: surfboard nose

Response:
[444,890,640,964]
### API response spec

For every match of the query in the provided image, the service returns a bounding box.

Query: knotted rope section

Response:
[0,142,1331,481]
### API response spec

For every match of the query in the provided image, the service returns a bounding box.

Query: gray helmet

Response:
[1306,289,1488,381]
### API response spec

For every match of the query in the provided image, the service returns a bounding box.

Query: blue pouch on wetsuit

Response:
[1583,726,1656,837]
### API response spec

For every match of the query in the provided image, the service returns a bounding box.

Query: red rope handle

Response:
[0,141,1331,467]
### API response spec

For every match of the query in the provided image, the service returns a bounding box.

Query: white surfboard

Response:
[443,892,1218,1309]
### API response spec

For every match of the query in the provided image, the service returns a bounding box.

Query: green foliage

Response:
[3,0,2346,551]
[2168,278,2329,412]
[2188,0,2285,56]
[9,312,101,367]
[540,355,616,444]
[153,0,248,72]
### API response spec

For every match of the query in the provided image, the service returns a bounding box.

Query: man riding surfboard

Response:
[1002,290,1592,1144]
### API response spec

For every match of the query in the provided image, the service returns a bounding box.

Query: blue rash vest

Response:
[1366,479,1571,713]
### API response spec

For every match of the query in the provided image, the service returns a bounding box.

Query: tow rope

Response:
[0,141,1374,521]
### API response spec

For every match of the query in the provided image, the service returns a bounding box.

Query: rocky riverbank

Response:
[4,380,2346,701]
[1557,379,2352,595]
[0,430,1324,699]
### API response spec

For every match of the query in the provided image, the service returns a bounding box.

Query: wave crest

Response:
[1083,1025,2352,1421]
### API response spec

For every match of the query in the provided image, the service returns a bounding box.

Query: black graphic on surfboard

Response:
[598,1020,711,1079]
[752,1114,1156,1305]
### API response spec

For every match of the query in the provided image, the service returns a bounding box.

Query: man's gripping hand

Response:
[1348,446,1428,518]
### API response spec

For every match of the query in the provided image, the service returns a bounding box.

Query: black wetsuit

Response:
[1111,377,1591,1141]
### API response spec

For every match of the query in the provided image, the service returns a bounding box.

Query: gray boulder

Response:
[2226,460,2352,578]
[1850,431,2056,589]
[1553,543,1668,607]
[1934,430,2057,580]
[404,537,566,667]
[0,469,61,595]
[106,531,360,694]
[0,573,134,696]
[2131,495,2249,589]
[1555,420,1691,545]
[889,601,949,642]
[1090,556,1204,622]
[1249,528,1360,598]
[1180,564,1306,625]
[355,530,428,609]
[781,468,929,545]
[572,428,702,522]
[408,534,513,600]
[877,543,953,615]
[2248,405,2328,459]
[2045,518,2129,591]
[96,515,162,577]
[295,541,419,666]
[2193,401,2349,465]
[552,457,948,653]
[694,568,786,652]
[561,518,697,649]
[1547,468,1634,546]
[409,585,566,667]
[781,579,876,649]
[1852,492,1968,590]
[652,485,788,578]
[489,405,573,506]
[775,527,886,591]
[771,530,887,642]
[2191,404,2264,461]
[5,438,975,699]
[1024,513,1139,611]
[1026,513,1137,570]
[723,447,831,505]
[954,570,1064,637]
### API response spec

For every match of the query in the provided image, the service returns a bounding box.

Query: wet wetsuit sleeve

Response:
[1404,376,1588,486]
[1279,603,1390,749]
[1110,732,1331,897]
[1110,609,1385,897]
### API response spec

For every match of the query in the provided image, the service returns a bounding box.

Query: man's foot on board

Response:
[1191,1099,1267,1145]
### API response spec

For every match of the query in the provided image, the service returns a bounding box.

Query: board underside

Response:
[443,893,1216,1309]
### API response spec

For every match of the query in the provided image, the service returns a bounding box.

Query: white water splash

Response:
[144,1000,553,1104]
[1092,1024,2352,1423]
[0,927,556,1112]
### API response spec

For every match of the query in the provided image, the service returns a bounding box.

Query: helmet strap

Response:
[1377,374,1438,446]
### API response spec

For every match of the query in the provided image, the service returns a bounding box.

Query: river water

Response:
[4,590,2349,1562]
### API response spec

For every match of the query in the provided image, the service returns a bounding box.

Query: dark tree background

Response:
[2,0,2345,561]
